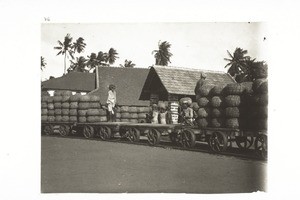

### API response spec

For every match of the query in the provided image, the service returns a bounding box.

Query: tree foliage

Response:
[120,59,136,68]
[152,41,173,66]
[41,56,46,71]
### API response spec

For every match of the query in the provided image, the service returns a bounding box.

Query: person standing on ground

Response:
[194,72,207,94]
[107,84,117,122]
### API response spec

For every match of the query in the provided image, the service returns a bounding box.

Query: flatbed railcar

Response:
[41,121,267,159]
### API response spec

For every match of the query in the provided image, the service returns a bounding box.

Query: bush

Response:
[210,118,224,128]
[78,102,90,109]
[225,118,239,128]
[78,109,88,116]
[210,96,223,107]
[225,95,241,107]
[210,85,225,96]
[69,94,81,102]
[197,97,209,107]
[78,116,87,123]
[196,118,208,128]
[70,102,78,109]
[47,110,55,116]
[41,109,48,115]
[225,107,240,118]
[69,116,77,122]
[61,102,70,109]
[54,109,62,115]
[211,108,224,117]
[69,109,77,116]
[61,109,69,115]
[196,84,214,96]
[89,95,100,102]
[54,102,62,108]
[224,83,244,95]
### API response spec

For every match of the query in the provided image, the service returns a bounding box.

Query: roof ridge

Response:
[97,66,149,70]
[153,65,227,74]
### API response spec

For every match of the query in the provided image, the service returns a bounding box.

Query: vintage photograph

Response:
[40,23,268,193]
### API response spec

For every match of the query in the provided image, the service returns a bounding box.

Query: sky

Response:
[41,22,267,80]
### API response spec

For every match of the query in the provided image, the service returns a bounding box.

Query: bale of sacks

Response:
[194,85,212,128]
[208,85,226,128]
[41,96,49,122]
[46,96,55,122]
[81,95,107,123]
[69,94,81,122]
[137,106,150,123]
[78,95,89,123]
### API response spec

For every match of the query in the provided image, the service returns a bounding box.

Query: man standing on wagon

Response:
[107,84,117,122]
[194,72,207,94]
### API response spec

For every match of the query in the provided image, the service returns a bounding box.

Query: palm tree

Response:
[54,34,74,74]
[72,37,86,54]
[224,47,250,78]
[120,59,135,68]
[96,51,108,66]
[68,56,88,73]
[41,56,46,70]
[152,41,173,66]
[106,48,119,65]
[87,53,99,72]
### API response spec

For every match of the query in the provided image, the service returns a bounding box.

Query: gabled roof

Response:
[41,72,96,92]
[140,65,235,99]
[89,66,150,106]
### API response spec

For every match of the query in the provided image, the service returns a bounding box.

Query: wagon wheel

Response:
[235,136,254,150]
[208,131,228,152]
[147,128,161,146]
[180,129,196,148]
[255,134,268,159]
[119,127,127,139]
[43,125,54,136]
[98,126,112,141]
[59,125,70,137]
[83,125,94,139]
[127,128,140,142]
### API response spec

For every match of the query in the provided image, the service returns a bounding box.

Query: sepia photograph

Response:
[41,22,267,193]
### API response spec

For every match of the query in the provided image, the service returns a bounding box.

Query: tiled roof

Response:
[41,72,96,92]
[140,65,235,99]
[89,67,150,106]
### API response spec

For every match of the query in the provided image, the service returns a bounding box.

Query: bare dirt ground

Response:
[41,136,266,193]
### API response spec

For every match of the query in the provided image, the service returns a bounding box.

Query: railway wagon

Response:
[41,120,267,159]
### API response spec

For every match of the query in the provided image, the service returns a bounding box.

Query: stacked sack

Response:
[209,85,226,128]
[47,96,55,122]
[195,84,214,128]
[78,95,90,123]
[223,83,244,129]
[69,94,81,122]
[116,106,150,123]
[41,95,49,122]
[53,90,72,122]
[86,95,107,122]
[247,79,268,130]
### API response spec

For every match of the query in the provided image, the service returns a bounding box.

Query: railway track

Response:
[42,133,267,162]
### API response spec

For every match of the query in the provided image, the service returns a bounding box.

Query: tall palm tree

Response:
[68,56,87,73]
[72,37,86,54]
[106,48,119,65]
[224,47,250,78]
[120,59,135,68]
[87,53,99,72]
[54,34,74,74]
[152,41,173,66]
[41,56,46,71]
[96,51,108,66]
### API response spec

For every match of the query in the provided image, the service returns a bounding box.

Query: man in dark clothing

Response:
[194,72,207,94]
